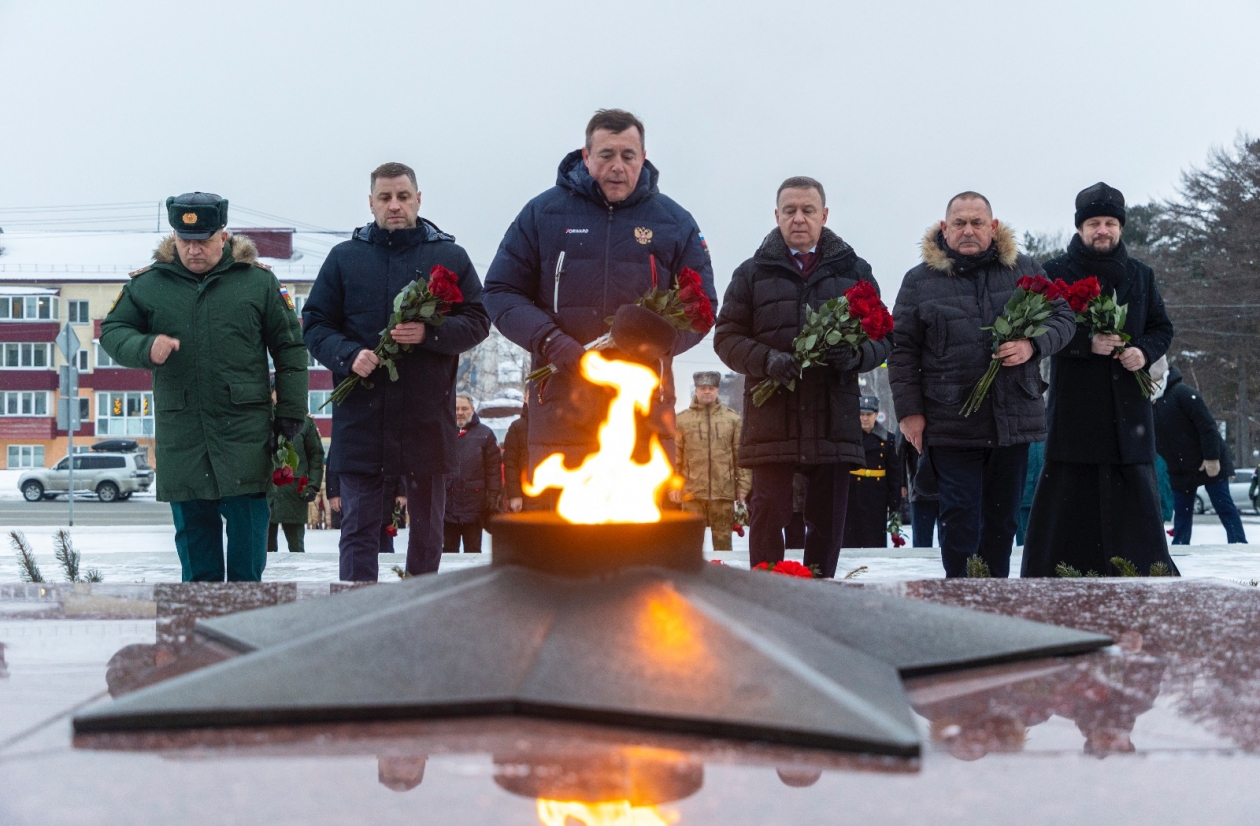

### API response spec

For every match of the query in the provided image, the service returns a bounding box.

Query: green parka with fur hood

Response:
[100,234,308,502]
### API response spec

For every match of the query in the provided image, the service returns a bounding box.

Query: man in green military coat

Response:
[101,192,309,581]
[267,408,325,553]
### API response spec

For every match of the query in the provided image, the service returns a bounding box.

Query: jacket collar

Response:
[754,226,854,272]
[152,233,257,278]
[920,223,1019,274]
[458,412,482,433]
[354,218,455,248]
[555,148,659,209]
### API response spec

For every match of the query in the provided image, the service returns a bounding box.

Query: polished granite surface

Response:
[2,578,1259,824]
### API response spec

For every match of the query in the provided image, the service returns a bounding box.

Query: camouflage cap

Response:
[859,395,880,412]
[693,371,722,388]
[166,192,228,239]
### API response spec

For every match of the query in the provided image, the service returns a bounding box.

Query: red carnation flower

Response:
[772,560,815,578]
[427,265,464,304]
[753,562,772,571]
[385,525,399,538]
[677,267,703,291]
[845,281,879,304]
[1015,275,1054,295]
[272,466,294,486]
[891,533,906,548]
[296,475,309,494]
[860,306,894,340]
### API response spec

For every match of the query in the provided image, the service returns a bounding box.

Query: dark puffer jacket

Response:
[1154,367,1234,492]
[482,150,717,464]
[714,227,890,467]
[303,220,490,477]
[1043,240,1173,465]
[888,225,1075,448]
[502,409,529,500]
[444,413,502,524]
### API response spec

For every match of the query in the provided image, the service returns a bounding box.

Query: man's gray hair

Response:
[455,393,477,410]
[777,176,826,207]
[946,191,992,217]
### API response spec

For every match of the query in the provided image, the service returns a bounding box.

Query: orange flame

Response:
[536,800,673,826]
[525,351,675,523]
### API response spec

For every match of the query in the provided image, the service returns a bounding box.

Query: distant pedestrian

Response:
[671,371,751,551]
[1153,359,1248,544]
[443,395,502,554]
[715,176,891,578]
[100,192,308,582]
[1022,183,1179,577]
[502,400,533,513]
[843,396,901,548]
[303,162,490,581]
[889,191,1074,577]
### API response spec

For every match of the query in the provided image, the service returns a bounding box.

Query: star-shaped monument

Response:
[73,515,1110,756]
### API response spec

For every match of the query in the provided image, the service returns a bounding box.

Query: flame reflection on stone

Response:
[535,799,673,826]
[525,352,676,524]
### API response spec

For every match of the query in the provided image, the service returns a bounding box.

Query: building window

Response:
[0,295,58,320]
[96,391,154,436]
[95,341,119,368]
[76,349,89,371]
[78,397,91,420]
[67,300,90,323]
[307,350,327,370]
[309,390,332,417]
[6,445,45,469]
[1,391,50,416]
[2,343,52,368]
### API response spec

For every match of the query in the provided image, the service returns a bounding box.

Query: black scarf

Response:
[1067,233,1129,290]
[937,231,999,275]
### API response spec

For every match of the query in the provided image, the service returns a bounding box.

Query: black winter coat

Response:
[444,414,502,524]
[889,225,1075,448]
[1154,368,1233,492]
[1043,240,1174,465]
[502,411,529,500]
[844,427,902,548]
[483,150,717,463]
[303,220,490,477]
[714,227,891,467]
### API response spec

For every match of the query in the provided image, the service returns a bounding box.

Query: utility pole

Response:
[56,325,82,527]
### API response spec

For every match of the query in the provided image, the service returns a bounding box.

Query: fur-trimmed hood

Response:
[153,233,258,266]
[920,222,1018,274]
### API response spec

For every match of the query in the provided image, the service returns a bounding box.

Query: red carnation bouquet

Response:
[525,267,714,384]
[322,265,464,408]
[960,275,1057,417]
[750,281,894,408]
[1049,276,1155,397]
[753,559,820,578]
[732,500,749,538]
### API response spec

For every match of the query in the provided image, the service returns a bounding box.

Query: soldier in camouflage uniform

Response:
[672,371,751,550]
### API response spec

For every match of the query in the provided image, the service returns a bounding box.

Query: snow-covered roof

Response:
[0,230,344,283]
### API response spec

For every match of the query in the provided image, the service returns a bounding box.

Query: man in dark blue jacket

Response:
[304,162,490,580]
[483,109,717,481]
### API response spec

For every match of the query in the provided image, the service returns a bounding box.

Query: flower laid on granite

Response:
[526,267,714,385]
[961,275,1057,417]
[887,511,907,548]
[733,500,749,538]
[322,265,464,408]
[750,281,893,407]
[272,436,298,486]
[754,559,819,578]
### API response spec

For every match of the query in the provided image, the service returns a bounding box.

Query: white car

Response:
[1194,468,1258,515]
[18,451,154,503]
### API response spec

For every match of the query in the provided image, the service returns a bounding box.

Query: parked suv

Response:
[18,452,154,502]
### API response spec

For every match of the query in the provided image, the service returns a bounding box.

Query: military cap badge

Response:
[182,212,199,225]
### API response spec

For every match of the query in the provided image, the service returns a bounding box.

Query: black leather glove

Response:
[275,417,305,443]
[302,487,320,503]
[542,332,585,373]
[765,350,799,386]
[826,345,863,373]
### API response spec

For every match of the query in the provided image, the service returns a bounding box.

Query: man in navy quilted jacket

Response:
[483,109,718,488]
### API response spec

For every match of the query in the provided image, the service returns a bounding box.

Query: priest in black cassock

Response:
[1021,183,1180,577]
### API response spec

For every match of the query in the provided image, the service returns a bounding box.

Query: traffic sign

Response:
[59,365,79,396]
[55,324,81,362]
[57,397,82,432]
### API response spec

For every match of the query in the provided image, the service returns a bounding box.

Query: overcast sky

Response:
[3,0,1259,380]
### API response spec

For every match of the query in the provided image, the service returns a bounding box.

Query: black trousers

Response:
[929,445,1027,578]
[443,520,483,554]
[338,473,444,581]
[749,462,850,578]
